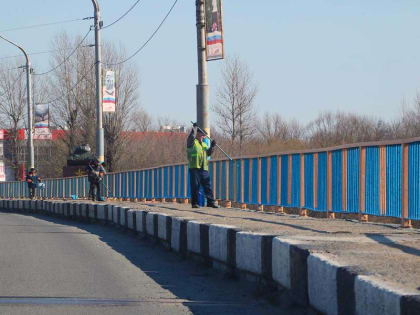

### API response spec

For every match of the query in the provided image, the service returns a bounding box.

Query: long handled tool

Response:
[190,121,233,161]
[88,164,111,198]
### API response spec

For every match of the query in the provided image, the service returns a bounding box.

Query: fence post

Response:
[300,153,307,217]
[401,144,412,228]
[359,147,368,222]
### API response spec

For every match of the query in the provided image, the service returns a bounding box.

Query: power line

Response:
[102,0,143,30]
[39,62,96,105]
[0,47,85,61]
[33,29,92,76]
[105,0,179,66]
[0,17,92,33]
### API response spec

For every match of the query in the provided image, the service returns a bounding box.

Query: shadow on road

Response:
[11,212,311,315]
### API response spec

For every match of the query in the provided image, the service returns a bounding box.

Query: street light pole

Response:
[0,34,34,170]
[91,0,104,163]
[195,0,210,136]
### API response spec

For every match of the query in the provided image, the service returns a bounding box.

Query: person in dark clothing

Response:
[86,158,106,201]
[186,123,219,209]
[26,168,41,200]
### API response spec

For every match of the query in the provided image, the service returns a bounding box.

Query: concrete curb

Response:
[1,199,419,315]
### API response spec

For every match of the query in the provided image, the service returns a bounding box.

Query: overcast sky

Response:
[2,0,420,126]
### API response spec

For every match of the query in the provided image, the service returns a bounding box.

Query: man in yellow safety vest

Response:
[186,123,219,209]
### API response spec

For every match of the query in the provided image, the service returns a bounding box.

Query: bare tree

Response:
[257,112,304,145]
[394,94,420,138]
[102,43,140,172]
[47,32,92,154]
[212,56,257,155]
[0,63,27,179]
[47,32,140,173]
[306,111,393,148]
[131,107,153,132]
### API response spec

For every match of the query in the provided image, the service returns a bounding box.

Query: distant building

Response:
[0,128,65,181]
[159,125,186,133]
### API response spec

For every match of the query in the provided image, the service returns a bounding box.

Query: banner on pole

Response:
[205,0,224,61]
[34,104,51,140]
[103,70,116,112]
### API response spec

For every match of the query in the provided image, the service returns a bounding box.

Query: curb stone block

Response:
[135,210,146,233]
[112,206,119,224]
[308,253,342,315]
[171,217,188,253]
[146,212,158,237]
[97,204,105,220]
[236,232,274,277]
[58,203,64,215]
[120,207,129,227]
[187,221,202,254]
[355,275,405,315]
[272,237,295,289]
[65,203,71,217]
[209,224,238,266]
[157,213,172,242]
[127,210,135,230]
[70,203,77,217]
[105,205,112,222]
[88,204,96,219]
[83,203,90,218]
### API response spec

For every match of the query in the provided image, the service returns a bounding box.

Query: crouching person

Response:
[26,168,42,200]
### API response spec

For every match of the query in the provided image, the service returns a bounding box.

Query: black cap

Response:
[197,129,207,136]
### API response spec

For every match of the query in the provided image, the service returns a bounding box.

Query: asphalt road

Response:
[0,211,313,315]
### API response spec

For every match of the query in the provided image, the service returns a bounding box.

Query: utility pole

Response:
[91,0,104,163]
[195,0,210,135]
[0,34,34,170]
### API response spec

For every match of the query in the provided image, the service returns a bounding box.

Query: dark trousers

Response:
[88,181,101,201]
[29,187,35,199]
[189,168,215,206]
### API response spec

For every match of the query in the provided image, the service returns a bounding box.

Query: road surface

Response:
[0,211,312,315]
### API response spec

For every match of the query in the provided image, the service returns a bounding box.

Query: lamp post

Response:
[91,0,104,163]
[195,0,210,136]
[0,34,34,170]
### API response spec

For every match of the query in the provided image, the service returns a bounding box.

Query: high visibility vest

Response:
[187,139,209,170]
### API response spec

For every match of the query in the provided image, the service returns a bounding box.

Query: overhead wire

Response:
[33,29,92,76]
[105,0,179,66]
[39,62,96,105]
[101,0,143,30]
[0,17,92,33]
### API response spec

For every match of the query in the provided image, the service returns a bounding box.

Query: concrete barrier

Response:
[88,204,96,219]
[2,198,419,315]
[97,204,105,220]
[146,212,158,237]
[308,254,342,315]
[120,207,129,228]
[112,206,119,225]
[355,275,404,315]
[209,224,238,268]
[236,232,274,279]
[135,210,147,234]
[157,213,172,243]
[171,217,188,253]
[127,209,136,230]
[187,221,203,255]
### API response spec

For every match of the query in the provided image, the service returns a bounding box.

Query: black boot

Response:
[207,201,219,208]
